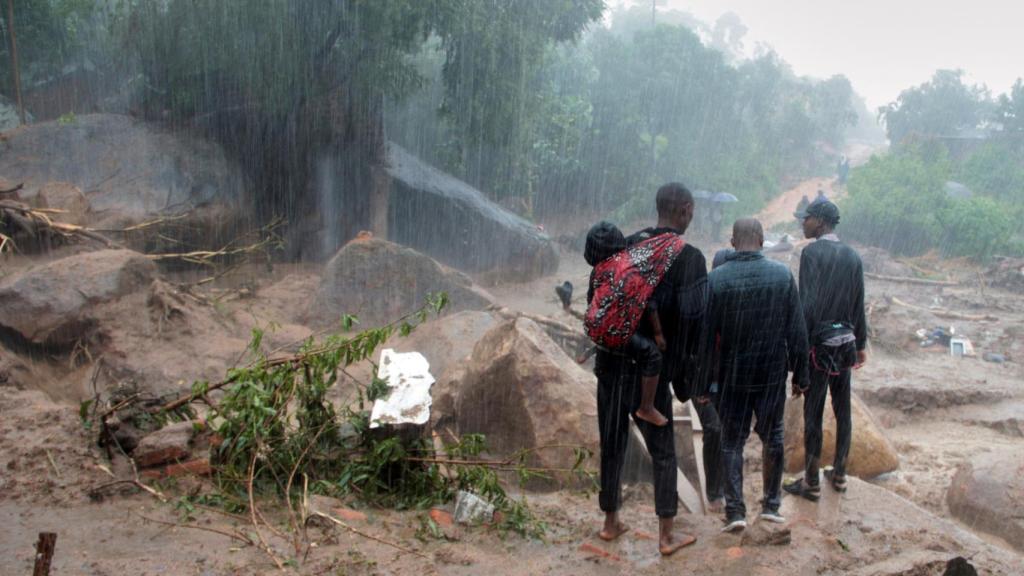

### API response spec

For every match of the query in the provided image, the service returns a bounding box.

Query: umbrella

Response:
[711,192,738,203]
[944,181,973,200]
[692,189,713,200]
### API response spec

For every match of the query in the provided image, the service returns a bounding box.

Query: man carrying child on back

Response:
[582,183,708,556]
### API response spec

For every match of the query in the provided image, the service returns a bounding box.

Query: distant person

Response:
[590,183,707,556]
[785,199,867,500]
[815,189,828,203]
[794,195,810,224]
[582,221,670,427]
[837,156,850,185]
[710,204,724,242]
[703,218,808,532]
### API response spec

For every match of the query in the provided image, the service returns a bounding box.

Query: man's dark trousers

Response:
[596,351,678,518]
[718,383,786,519]
[803,367,852,485]
[692,398,723,502]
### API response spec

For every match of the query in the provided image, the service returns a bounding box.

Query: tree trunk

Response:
[368,162,390,239]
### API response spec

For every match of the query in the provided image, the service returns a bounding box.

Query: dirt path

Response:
[755,177,846,232]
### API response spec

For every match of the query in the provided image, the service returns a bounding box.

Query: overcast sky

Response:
[662,0,1023,108]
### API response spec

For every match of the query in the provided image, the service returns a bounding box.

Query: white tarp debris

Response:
[369,348,435,429]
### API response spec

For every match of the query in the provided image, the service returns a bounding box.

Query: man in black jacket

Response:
[785,199,867,500]
[704,219,808,532]
[594,182,707,556]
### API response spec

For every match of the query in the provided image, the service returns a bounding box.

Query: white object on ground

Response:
[369,349,435,429]
[453,490,495,524]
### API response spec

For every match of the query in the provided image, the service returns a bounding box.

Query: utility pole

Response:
[5,0,25,125]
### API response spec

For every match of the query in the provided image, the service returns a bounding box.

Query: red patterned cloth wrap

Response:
[584,233,686,348]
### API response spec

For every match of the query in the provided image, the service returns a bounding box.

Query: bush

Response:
[842,144,1020,260]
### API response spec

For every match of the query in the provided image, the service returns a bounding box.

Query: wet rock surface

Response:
[386,144,558,281]
[784,391,900,478]
[132,420,198,468]
[947,450,1024,551]
[309,236,494,328]
[0,114,246,227]
[0,249,156,345]
[432,317,598,485]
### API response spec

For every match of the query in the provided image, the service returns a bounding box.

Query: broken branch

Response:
[865,272,958,287]
[889,296,998,322]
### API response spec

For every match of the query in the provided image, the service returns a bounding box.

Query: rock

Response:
[741,524,792,547]
[385,143,558,281]
[308,237,493,328]
[433,317,598,487]
[0,249,156,345]
[0,114,245,228]
[784,392,899,478]
[133,420,199,468]
[947,450,1024,551]
[34,181,91,225]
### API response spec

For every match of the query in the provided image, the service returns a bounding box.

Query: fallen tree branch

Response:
[135,513,254,546]
[309,510,429,560]
[248,450,286,572]
[0,200,120,248]
[865,272,958,287]
[87,479,168,503]
[0,182,24,195]
[889,296,998,322]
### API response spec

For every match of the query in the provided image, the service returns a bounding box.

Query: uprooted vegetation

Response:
[85,293,594,569]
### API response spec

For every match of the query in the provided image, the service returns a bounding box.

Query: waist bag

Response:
[810,320,857,375]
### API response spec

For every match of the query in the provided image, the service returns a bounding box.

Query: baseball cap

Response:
[795,199,840,225]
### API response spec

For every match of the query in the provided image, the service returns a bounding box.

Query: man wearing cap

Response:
[785,199,868,500]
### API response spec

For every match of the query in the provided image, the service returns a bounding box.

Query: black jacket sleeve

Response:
[853,256,867,351]
[787,275,809,386]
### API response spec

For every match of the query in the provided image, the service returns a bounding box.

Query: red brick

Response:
[141,458,212,480]
[332,507,367,522]
[430,508,453,527]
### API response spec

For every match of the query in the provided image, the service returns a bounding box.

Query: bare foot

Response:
[635,407,668,427]
[659,532,696,556]
[598,520,630,541]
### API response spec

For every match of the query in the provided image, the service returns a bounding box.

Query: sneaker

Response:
[824,468,847,493]
[783,478,820,502]
[759,510,786,524]
[721,516,747,533]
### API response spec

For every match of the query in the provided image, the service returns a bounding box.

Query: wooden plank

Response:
[629,421,703,514]
[688,402,711,513]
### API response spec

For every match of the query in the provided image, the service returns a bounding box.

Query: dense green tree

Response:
[879,69,992,146]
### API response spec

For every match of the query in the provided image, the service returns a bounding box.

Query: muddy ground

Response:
[2,184,1023,575]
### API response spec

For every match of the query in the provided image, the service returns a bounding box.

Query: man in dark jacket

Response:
[704,218,808,532]
[785,199,867,500]
[594,182,707,556]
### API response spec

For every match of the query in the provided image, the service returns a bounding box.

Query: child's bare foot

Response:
[599,519,630,541]
[655,336,667,351]
[635,406,668,426]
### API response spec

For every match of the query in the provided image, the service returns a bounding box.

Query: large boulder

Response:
[783,391,899,478]
[308,237,494,328]
[0,249,156,345]
[34,181,91,225]
[0,114,245,228]
[432,317,598,487]
[947,450,1024,551]
[385,144,558,281]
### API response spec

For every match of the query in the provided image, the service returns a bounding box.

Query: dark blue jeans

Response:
[718,383,786,519]
[595,350,678,518]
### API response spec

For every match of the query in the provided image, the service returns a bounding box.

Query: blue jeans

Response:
[717,383,786,519]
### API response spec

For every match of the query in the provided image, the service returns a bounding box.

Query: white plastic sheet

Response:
[369,348,435,429]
